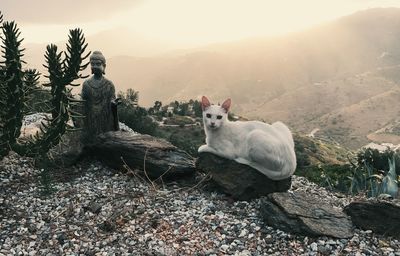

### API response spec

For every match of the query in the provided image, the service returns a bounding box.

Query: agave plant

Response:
[348,156,398,198]
[380,156,398,198]
[348,162,380,197]
[0,10,90,159]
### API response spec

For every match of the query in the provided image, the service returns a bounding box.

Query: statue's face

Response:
[91,59,105,76]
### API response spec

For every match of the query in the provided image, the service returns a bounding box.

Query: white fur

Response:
[198,98,296,180]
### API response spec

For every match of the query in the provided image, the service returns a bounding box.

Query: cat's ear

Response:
[221,98,231,113]
[201,96,211,110]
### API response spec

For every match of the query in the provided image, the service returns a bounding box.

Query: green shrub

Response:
[118,105,157,135]
[155,126,205,157]
[163,116,195,126]
[117,89,157,135]
[295,164,353,193]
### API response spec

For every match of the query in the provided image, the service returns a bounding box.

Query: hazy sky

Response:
[2,0,400,48]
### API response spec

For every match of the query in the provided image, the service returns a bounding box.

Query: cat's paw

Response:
[198,145,209,153]
[198,145,217,154]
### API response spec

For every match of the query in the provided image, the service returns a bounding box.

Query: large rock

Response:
[344,199,400,237]
[260,192,353,238]
[196,152,291,200]
[85,131,196,179]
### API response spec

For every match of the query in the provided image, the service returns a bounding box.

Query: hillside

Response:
[21,8,400,149]
[103,8,400,104]
[106,8,400,149]
[243,67,400,149]
[244,71,397,125]
[312,86,400,148]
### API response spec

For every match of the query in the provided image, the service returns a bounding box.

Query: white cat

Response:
[198,96,296,180]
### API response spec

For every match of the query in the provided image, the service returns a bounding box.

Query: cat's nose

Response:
[210,122,215,127]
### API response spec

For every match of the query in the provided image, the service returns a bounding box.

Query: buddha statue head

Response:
[90,51,106,76]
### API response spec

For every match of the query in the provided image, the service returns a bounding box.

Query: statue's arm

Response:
[108,81,120,131]
[109,81,116,100]
[109,81,121,106]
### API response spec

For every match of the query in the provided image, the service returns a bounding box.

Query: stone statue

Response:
[81,51,120,143]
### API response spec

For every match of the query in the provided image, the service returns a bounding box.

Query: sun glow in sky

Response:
[3,0,400,49]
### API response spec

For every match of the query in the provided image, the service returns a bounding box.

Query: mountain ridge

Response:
[20,7,400,149]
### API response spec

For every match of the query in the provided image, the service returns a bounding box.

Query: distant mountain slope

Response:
[244,72,396,124]
[311,87,400,148]
[20,8,400,149]
[105,8,400,107]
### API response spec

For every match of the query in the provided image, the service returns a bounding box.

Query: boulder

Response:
[260,192,353,238]
[196,152,291,200]
[85,131,196,179]
[344,199,400,237]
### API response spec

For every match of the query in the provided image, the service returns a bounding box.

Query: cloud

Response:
[0,0,143,24]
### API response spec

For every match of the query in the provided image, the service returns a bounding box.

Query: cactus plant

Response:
[0,11,90,159]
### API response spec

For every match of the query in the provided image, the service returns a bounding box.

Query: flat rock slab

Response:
[196,152,291,200]
[260,192,353,238]
[85,131,196,179]
[344,200,400,237]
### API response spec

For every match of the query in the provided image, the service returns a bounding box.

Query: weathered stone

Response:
[196,152,291,200]
[260,192,353,238]
[344,199,400,237]
[85,130,195,179]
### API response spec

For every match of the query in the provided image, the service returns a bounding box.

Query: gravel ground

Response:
[1,152,400,256]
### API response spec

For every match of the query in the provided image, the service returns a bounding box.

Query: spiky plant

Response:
[0,11,90,159]
[0,19,26,157]
[23,68,43,114]
[381,156,398,198]
[348,156,399,198]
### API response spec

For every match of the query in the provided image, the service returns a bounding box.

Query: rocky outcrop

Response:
[84,131,196,179]
[344,199,400,237]
[260,192,353,238]
[196,153,291,200]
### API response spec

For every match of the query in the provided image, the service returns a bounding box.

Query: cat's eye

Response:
[206,114,212,118]
[217,115,223,120]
